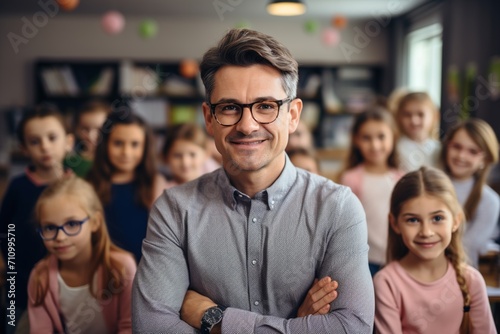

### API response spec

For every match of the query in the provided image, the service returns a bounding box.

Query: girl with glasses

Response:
[28,176,136,333]
[440,118,500,268]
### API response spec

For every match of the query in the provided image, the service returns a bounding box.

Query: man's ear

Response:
[389,213,401,234]
[288,98,302,134]
[202,102,214,137]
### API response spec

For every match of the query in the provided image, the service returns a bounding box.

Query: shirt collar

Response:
[218,154,298,210]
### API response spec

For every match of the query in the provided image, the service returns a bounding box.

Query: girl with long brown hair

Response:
[340,107,404,276]
[87,108,167,261]
[374,166,494,333]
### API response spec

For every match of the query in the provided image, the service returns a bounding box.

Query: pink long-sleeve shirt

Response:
[374,261,495,334]
[28,251,136,334]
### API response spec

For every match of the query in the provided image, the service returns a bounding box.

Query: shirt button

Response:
[251,259,257,265]
[254,301,259,306]
[271,200,275,204]
[252,218,257,223]
[270,205,274,209]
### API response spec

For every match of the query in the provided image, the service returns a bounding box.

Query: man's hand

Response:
[297,276,338,317]
[180,290,217,329]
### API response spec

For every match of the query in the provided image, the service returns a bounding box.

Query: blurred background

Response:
[0,0,499,180]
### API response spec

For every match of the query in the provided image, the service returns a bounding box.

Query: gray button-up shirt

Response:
[132,156,374,333]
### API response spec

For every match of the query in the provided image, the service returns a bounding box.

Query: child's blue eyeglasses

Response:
[37,217,90,241]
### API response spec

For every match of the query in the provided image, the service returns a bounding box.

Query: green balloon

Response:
[304,20,318,34]
[234,20,250,29]
[139,19,158,38]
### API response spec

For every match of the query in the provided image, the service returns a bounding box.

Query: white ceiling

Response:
[0,0,429,20]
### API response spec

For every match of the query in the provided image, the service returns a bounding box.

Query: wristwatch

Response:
[200,305,227,333]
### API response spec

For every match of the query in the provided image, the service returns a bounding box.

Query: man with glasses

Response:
[133,28,374,333]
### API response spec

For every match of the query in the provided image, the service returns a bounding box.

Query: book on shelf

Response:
[40,68,65,95]
[89,67,114,96]
[119,61,159,96]
[169,104,198,124]
[129,98,168,128]
[58,66,79,96]
[321,69,342,114]
[40,66,81,96]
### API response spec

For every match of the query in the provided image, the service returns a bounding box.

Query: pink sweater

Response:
[28,251,136,334]
[374,261,495,334]
[341,165,404,264]
[340,164,404,200]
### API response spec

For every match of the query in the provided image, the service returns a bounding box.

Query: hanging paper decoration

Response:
[179,59,200,79]
[322,27,340,47]
[234,20,251,29]
[139,19,158,39]
[304,20,319,34]
[332,15,348,29]
[101,11,125,35]
[56,0,79,11]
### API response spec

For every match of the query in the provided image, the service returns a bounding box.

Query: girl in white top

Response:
[395,92,441,172]
[374,166,494,334]
[441,118,500,268]
[340,107,404,276]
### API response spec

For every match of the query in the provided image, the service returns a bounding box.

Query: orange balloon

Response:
[332,15,347,29]
[57,0,79,11]
[179,59,199,79]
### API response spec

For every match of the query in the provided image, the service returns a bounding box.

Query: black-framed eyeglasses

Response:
[209,97,294,126]
[37,217,90,241]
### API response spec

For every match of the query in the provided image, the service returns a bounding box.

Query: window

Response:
[404,23,443,106]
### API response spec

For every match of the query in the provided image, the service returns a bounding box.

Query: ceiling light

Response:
[267,0,306,16]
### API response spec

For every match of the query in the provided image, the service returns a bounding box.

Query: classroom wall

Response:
[0,13,389,166]
[0,15,389,109]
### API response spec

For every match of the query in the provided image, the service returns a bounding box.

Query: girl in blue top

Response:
[87,108,167,261]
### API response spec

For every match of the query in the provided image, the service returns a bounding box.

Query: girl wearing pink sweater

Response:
[28,176,136,333]
[340,107,404,276]
[374,167,494,333]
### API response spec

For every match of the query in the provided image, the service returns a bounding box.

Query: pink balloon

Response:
[101,11,125,35]
[322,27,341,46]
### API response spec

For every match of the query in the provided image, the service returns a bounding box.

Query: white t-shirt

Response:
[397,136,441,172]
[452,177,500,267]
[58,272,107,334]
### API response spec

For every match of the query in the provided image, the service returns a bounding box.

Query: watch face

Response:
[205,307,224,325]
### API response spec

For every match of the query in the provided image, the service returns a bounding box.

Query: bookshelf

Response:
[35,59,120,113]
[34,59,383,145]
[297,64,383,148]
[34,59,206,130]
